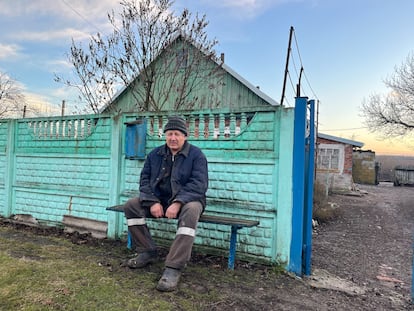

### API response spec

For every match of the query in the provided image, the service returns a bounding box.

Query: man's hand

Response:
[165,202,182,219]
[150,203,164,218]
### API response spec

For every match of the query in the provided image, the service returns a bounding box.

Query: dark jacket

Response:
[139,141,208,209]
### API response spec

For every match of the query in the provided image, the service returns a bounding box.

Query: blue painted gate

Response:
[289,97,316,276]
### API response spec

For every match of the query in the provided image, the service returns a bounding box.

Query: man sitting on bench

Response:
[123,116,208,292]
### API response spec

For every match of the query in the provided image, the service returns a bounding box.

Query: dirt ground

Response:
[1,182,414,310]
[310,182,414,310]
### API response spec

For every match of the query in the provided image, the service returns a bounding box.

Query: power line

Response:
[292,31,303,68]
[61,0,101,33]
[287,72,296,99]
[289,49,300,86]
[320,126,368,131]
[281,27,320,102]
[302,70,319,101]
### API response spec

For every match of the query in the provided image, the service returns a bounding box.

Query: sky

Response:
[0,0,414,156]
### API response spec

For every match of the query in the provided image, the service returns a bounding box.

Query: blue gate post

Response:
[303,99,316,276]
[412,237,414,301]
[289,97,308,276]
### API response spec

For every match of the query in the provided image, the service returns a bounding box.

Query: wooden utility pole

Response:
[296,66,303,97]
[61,100,65,117]
[280,26,294,106]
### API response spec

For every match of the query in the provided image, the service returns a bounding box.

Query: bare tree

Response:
[56,0,222,114]
[362,52,414,139]
[0,72,27,118]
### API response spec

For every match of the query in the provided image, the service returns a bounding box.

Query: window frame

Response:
[317,143,344,173]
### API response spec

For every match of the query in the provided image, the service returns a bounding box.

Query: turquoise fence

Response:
[0,106,296,266]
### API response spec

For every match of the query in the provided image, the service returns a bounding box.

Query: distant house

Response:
[316,133,364,193]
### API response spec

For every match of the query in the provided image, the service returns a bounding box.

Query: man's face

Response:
[165,130,186,154]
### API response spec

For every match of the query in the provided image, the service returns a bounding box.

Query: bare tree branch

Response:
[0,72,28,118]
[361,52,414,140]
[56,0,222,114]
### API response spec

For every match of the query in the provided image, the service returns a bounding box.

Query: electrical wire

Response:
[320,126,368,131]
[287,73,296,95]
[60,0,101,33]
[281,27,320,103]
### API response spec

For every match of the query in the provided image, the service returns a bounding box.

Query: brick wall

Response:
[316,138,354,192]
[317,137,354,174]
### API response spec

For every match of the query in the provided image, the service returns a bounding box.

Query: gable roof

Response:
[318,133,364,148]
[222,63,278,106]
[100,35,279,112]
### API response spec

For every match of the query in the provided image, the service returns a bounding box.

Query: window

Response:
[317,144,344,172]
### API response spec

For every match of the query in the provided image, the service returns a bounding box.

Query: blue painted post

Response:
[228,226,238,270]
[127,232,132,249]
[289,97,307,276]
[303,99,316,276]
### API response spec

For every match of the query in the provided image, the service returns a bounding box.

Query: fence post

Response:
[289,97,307,276]
[107,116,122,239]
[4,120,16,217]
[412,237,414,302]
[303,99,315,276]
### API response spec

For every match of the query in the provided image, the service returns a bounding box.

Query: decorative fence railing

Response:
[26,116,100,140]
[143,112,255,139]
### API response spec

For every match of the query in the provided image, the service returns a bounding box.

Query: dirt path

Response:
[1,183,414,310]
[311,183,414,310]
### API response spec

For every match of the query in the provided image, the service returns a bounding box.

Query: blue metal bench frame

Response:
[106,205,259,269]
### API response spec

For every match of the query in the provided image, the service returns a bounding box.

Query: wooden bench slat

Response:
[199,215,259,228]
[106,205,125,212]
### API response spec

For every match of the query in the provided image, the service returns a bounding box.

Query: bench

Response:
[106,204,259,269]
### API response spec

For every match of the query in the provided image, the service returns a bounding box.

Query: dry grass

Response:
[312,182,342,223]
[0,226,203,310]
[0,223,283,311]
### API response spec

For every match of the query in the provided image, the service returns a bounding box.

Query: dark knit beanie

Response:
[163,116,188,136]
